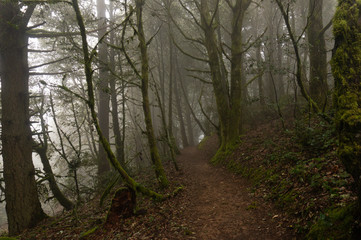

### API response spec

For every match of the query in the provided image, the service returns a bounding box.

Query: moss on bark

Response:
[71,0,164,200]
[331,0,361,213]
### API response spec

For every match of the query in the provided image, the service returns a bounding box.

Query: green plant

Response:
[294,120,336,153]
[307,204,357,240]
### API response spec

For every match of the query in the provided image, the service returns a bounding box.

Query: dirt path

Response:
[177,143,295,240]
[19,137,297,240]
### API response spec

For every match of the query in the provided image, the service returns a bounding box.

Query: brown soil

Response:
[175,137,296,240]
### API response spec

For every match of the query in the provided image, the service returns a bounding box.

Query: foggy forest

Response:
[0,0,361,239]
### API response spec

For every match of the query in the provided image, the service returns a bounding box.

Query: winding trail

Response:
[176,140,295,240]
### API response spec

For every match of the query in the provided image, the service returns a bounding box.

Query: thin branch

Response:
[241,27,267,55]
[178,0,203,30]
[146,24,162,46]
[319,18,333,37]
[23,4,36,26]
[29,71,72,75]
[188,74,212,84]
[27,21,46,30]
[172,36,209,63]
[29,56,71,70]
[168,9,204,45]
[198,92,219,130]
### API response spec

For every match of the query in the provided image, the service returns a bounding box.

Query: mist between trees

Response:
[2,0,361,238]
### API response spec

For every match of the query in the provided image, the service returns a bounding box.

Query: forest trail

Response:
[177,139,295,240]
[19,136,298,240]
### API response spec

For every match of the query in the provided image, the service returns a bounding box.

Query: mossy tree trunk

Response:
[34,95,74,211]
[154,80,179,171]
[71,0,164,200]
[135,0,169,188]
[199,0,250,161]
[228,0,251,147]
[0,2,46,235]
[200,0,230,154]
[331,0,361,213]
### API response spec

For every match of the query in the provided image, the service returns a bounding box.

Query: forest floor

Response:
[166,139,296,240]
[18,131,297,240]
[17,119,356,239]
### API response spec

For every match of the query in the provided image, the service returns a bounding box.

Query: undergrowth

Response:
[215,116,359,238]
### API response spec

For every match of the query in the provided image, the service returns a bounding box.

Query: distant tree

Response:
[264,0,277,102]
[109,1,126,170]
[308,0,329,109]
[97,0,111,179]
[331,0,361,214]
[0,1,46,235]
[275,0,324,116]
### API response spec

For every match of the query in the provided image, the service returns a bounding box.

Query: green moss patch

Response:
[307,204,358,240]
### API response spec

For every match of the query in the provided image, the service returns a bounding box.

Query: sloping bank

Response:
[200,121,360,239]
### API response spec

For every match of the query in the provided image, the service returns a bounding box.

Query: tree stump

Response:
[105,187,136,226]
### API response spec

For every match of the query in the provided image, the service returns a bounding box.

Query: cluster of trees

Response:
[0,0,360,236]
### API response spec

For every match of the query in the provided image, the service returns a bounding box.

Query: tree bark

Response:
[136,0,169,188]
[229,0,251,139]
[0,2,46,235]
[174,72,189,148]
[71,0,164,199]
[276,18,285,98]
[199,0,250,160]
[33,95,74,211]
[256,43,265,106]
[34,146,74,211]
[109,1,126,169]
[97,0,110,177]
[331,0,361,214]
[308,0,328,108]
[200,0,231,153]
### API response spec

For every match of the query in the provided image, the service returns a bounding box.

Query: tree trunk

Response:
[97,0,110,177]
[136,0,169,188]
[229,0,251,143]
[165,10,180,154]
[265,0,276,102]
[174,72,189,148]
[184,103,195,145]
[154,79,179,170]
[109,1,126,169]
[34,146,74,211]
[331,0,361,214]
[72,0,164,200]
[180,78,209,137]
[33,95,74,211]
[199,0,250,161]
[256,43,265,106]
[308,0,328,108]
[276,19,285,98]
[200,0,231,153]
[0,2,46,235]
[175,57,195,146]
